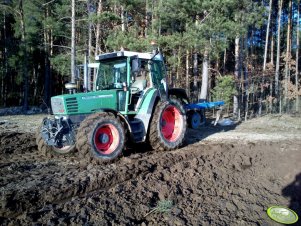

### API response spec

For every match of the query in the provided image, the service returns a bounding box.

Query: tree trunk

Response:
[176,47,181,85]
[250,27,254,57]
[87,0,92,60]
[223,48,227,75]
[94,0,103,88]
[157,0,162,36]
[284,0,292,109]
[186,49,190,97]
[2,12,8,107]
[49,28,53,98]
[296,0,300,112]
[263,0,273,71]
[95,0,103,56]
[145,0,149,37]
[71,0,76,83]
[275,0,283,109]
[44,6,50,106]
[259,1,272,117]
[32,66,37,104]
[239,33,248,119]
[170,49,177,88]
[19,0,29,111]
[270,34,274,65]
[85,0,93,91]
[121,6,126,32]
[193,52,198,101]
[243,35,249,120]
[151,0,155,35]
[50,28,53,56]
[44,53,51,105]
[200,49,209,101]
[233,36,240,117]
[1,19,3,106]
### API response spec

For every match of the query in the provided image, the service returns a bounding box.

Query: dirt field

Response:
[0,114,301,225]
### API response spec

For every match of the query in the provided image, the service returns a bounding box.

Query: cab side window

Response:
[151,60,166,91]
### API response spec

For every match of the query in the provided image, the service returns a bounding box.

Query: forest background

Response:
[0,0,300,119]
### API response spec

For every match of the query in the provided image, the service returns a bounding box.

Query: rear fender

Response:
[168,88,190,104]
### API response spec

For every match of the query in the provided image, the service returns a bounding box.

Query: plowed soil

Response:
[0,114,301,225]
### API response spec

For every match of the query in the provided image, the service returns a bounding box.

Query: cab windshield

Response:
[96,59,127,90]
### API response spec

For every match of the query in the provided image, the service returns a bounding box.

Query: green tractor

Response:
[36,50,187,163]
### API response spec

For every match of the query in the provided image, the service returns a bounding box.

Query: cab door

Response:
[150,60,168,100]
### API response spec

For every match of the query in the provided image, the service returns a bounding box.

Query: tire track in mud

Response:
[0,142,266,218]
[3,140,296,225]
[1,130,301,225]
[0,131,246,218]
[0,132,37,156]
[0,145,202,217]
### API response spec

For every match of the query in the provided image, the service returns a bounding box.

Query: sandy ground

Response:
[0,114,301,225]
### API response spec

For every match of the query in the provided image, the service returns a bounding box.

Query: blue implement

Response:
[184,101,224,129]
[184,101,224,111]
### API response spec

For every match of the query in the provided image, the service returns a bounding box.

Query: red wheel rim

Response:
[94,124,120,155]
[160,105,183,142]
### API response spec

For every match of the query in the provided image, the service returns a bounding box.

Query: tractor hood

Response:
[51,90,120,115]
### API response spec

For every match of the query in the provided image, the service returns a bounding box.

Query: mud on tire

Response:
[76,112,125,165]
[149,101,187,151]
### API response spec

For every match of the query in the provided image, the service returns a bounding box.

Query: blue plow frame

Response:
[184,101,224,111]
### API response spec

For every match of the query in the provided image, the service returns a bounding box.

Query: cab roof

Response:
[95,51,164,61]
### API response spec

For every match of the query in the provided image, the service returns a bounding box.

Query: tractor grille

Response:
[66,97,78,113]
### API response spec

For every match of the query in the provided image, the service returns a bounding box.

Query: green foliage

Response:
[152,0,263,61]
[51,54,71,79]
[106,28,152,52]
[89,12,120,24]
[211,75,237,107]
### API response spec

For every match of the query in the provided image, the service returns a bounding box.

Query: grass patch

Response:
[144,200,173,218]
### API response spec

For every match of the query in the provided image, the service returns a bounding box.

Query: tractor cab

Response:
[94,51,168,113]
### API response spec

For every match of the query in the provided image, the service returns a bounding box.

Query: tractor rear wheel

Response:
[36,124,76,157]
[149,101,186,151]
[76,112,125,164]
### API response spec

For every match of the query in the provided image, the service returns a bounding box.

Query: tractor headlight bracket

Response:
[41,117,75,147]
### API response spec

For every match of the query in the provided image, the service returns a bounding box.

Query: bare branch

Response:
[47,44,71,50]
[199,8,216,25]
[42,0,57,7]
[208,67,222,77]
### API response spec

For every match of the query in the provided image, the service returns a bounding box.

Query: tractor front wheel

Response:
[76,112,125,164]
[149,101,187,151]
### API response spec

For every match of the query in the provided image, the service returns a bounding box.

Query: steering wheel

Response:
[130,86,141,93]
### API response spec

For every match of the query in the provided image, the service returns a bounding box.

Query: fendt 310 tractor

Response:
[37,50,189,163]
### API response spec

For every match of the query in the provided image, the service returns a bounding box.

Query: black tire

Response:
[169,95,189,105]
[188,110,206,129]
[149,101,187,151]
[36,124,76,157]
[76,112,125,165]
[168,88,190,104]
